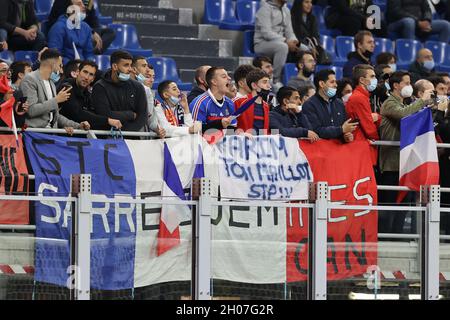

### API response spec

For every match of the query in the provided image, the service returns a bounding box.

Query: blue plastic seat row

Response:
[204,0,260,31]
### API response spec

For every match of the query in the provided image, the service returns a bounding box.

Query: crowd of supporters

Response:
[0,0,448,234]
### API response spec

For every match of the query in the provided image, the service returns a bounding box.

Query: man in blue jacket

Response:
[269,86,319,141]
[302,69,357,142]
[48,5,94,64]
[342,30,375,79]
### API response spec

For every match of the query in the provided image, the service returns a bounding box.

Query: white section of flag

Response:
[399,131,438,177]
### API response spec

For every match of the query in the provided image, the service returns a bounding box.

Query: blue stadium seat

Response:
[316,65,343,79]
[0,51,14,64]
[321,6,342,37]
[236,0,260,30]
[425,41,447,65]
[203,0,244,31]
[372,37,394,63]
[283,63,298,85]
[93,0,114,26]
[243,30,255,57]
[319,35,334,54]
[312,5,324,28]
[372,0,386,12]
[333,36,354,66]
[147,57,192,91]
[106,24,152,57]
[93,55,111,71]
[35,0,54,22]
[436,44,450,72]
[396,39,423,69]
[14,51,38,64]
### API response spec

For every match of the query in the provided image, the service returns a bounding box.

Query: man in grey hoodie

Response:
[254,0,301,89]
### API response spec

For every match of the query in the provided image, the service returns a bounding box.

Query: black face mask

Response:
[258,88,271,101]
[303,68,314,78]
[362,50,373,59]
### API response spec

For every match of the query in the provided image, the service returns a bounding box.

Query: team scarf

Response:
[161,101,185,127]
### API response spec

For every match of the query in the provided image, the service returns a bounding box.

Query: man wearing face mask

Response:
[48,5,94,64]
[234,69,272,135]
[0,0,46,52]
[302,69,357,142]
[409,49,436,84]
[20,48,90,132]
[379,71,433,233]
[345,64,380,166]
[287,51,316,91]
[270,86,319,141]
[343,31,375,79]
[92,50,148,132]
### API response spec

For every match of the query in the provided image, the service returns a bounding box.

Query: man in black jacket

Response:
[343,30,374,79]
[59,60,122,130]
[387,0,450,42]
[47,0,115,54]
[92,50,148,132]
[408,48,436,84]
[0,0,46,51]
[269,86,319,141]
[187,65,211,105]
[302,68,357,141]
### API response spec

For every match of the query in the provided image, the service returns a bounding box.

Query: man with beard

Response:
[59,60,122,130]
[287,51,316,90]
[343,30,375,79]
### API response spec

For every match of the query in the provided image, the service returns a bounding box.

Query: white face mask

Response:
[401,85,413,98]
[296,105,302,112]
[342,93,352,103]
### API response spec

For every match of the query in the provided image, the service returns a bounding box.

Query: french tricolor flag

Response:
[157,141,204,256]
[398,108,439,201]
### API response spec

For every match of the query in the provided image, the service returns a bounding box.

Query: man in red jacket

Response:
[234,69,271,135]
[345,64,381,165]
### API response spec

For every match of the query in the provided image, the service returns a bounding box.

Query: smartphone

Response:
[349,118,360,124]
[62,84,73,91]
[16,96,27,112]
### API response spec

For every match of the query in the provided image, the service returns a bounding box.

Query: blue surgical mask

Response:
[384,81,391,91]
[325,87,337,98]
[388,63,397,72]
[367,78,378,92]
[118,72,130,82]
[169,96,180,104]
[50,71,60,83]
[136,73,147,83]
[423,60,435,71]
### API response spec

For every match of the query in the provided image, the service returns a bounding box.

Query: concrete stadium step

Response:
[134,23,199,38]
[99,3,193,25]
[141,37,232,57]
[99,0,161,7]
[166,55,239,72]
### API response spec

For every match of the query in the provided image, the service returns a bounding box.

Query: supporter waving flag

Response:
[398,108,439,202]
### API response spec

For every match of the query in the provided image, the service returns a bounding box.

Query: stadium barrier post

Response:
[71,174,92,300]
[308,182,328,300]
[420,185,441,300]
[192,178,212,300]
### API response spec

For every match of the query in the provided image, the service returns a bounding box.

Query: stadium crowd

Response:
[0,0,448,234]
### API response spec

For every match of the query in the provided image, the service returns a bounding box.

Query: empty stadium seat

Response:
[236,0,260,29]
[336,36,355,60]
[436,44,450,72]
[203,0,244,31]
[396,39,423,69]
[14,51,39,64]
[315,65,343,79]
[283,63,298,85]
[425,41,447,65]
[312,5,324,28]
[35,0,54,22]
[93,55,111,71]
[319,35,334,54]
[373,37,394,62]
[243,30,255,57]
[0,51,14,64]
[320,6,342,37]
[93,0,114,26]
[106,24,152,57]
[147,57,192,91]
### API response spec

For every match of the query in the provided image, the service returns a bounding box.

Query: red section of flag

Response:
[0,134,29,224]
[396,162,439,203]
[156,220,181,256]
[0,97,15,128]
[0,75,12,94]
[286,139,378,282]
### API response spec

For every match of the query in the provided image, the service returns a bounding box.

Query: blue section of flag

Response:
[193,144,204,179]
[23,132,137,290]
[163,142,186,200]
[400,108,434,150]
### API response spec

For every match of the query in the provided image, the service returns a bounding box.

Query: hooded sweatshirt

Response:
[92,69,148,132]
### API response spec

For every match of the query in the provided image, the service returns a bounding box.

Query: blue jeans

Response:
[388,17,450,42]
